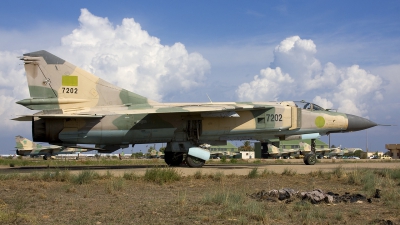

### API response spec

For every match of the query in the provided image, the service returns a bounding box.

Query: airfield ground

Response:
[0,159,399,224]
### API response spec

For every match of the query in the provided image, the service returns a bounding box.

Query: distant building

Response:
[386,144,400,159]
[210,142,238,152]
[239,151,255,159]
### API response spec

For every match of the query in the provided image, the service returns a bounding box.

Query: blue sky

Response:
[0,1,399,154]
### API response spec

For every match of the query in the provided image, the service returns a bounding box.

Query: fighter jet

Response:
[266,142,310,159]
[13,50,377,167]
[15,135,89,160]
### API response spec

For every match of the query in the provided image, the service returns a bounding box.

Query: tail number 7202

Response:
[62,87,78,94]
[266,114,282,122]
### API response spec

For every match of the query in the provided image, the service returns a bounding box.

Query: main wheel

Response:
[185,155,205,168]
[303,153,316,165]
[43,155,48,160]
[164,152,183,166]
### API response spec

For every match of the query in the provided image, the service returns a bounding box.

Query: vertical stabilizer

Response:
[15,136,36,150]
[18,50,157,110]
[268,144,280,154]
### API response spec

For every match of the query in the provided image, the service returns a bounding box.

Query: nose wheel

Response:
[303,153,316,165]
[303,139,317,165]
[185,155,205,168]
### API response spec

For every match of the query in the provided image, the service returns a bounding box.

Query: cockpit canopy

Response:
[294,101,326,111]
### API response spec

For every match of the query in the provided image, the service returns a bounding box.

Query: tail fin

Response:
[15,135,38,150]
[18,50,156,110]
[267,144,280,154]
[299,142,311,152]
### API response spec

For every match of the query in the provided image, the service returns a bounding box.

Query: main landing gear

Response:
[164,152,184,166]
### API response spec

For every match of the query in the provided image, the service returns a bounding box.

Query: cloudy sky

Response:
[0,1,399,154]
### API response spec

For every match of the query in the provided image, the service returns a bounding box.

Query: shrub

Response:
[230,158,238,164]
[332,166,346,178]
[220,156,227,163]
[72,170,98,185]
[247,168,259,179]
[144,167,181,184]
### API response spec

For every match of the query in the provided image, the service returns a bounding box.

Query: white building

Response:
[240,151,255,159]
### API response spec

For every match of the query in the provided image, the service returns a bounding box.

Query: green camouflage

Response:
[13,50,377,166]
[15,135,88,158]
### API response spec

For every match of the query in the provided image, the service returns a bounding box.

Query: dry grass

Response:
[0,167,399,224]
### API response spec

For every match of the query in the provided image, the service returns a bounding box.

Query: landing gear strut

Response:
[164,152,183,166]
[303,139,316,165]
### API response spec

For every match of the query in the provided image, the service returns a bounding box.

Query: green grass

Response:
[247,167,259,179]
[144,167,181,184]
[72,170,99,185]
[202,190,267,222]
[123,172,140,180]
[229,158,238,163]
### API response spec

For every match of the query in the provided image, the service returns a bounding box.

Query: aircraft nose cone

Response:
[346,114,377,132]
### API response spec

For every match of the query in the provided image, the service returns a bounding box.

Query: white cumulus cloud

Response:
[236,36,383,116]
[55,8,210,101]
[0,8,211,130]
[236,67,293,101]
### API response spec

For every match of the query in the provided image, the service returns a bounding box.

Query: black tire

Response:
[303,153,316,165]
[43,155,48,160]
[164,152,183,166]
[185,155,205,168]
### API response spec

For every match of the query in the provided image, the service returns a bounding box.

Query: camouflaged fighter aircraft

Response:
[267,141,311,159]
[15,135,89,160]
[13,50,377,167]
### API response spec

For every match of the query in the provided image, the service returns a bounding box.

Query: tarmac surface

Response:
[1,159,399,176]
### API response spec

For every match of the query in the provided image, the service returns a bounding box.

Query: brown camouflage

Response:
[13,51,377,166]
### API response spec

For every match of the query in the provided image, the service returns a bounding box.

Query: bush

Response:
[144,167,181,184]
[332,166,346,179]
[72,170,98,185]
[220,156,227,163]
[247,168,259,179]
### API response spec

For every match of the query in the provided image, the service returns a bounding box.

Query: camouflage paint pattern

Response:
[15,135,88,156]
[14,51,376,154]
